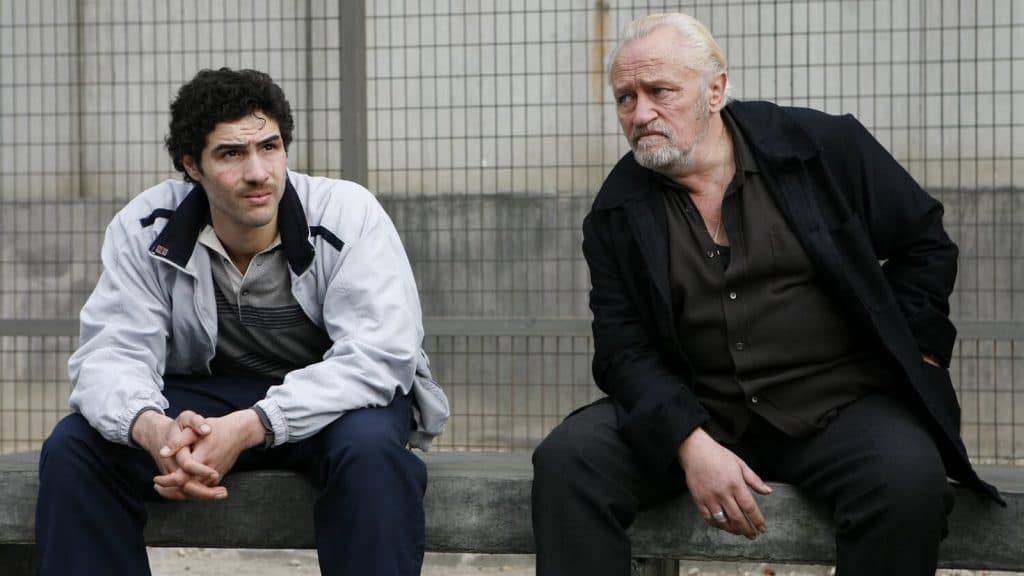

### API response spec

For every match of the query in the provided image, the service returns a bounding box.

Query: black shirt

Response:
[661,109,891,442]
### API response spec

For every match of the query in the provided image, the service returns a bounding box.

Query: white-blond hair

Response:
[609,13,730,96]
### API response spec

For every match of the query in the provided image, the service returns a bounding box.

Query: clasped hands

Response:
[131,409,265,501]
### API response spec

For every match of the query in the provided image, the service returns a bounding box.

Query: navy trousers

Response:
[36,375,427,576]
[532,393,955,576]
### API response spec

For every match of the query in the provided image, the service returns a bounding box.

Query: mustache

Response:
[241,185,277,196]
[630,123,673,145]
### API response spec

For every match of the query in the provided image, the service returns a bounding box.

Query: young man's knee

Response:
[321,412,409,461]
[330,432,410,465]
[319,420,423,490]
[40,414,99,470]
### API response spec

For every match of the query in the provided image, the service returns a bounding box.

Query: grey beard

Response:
[632,109,709,173]
[633,144,679,169]
[633,144,695,173]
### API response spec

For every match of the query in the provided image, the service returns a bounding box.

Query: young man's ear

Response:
[182,155,202,182]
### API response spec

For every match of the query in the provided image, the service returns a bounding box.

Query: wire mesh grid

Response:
[424,334,599,452]
[366,0,1024,461]
[954,339,1024,464]
[0,336,75,454]
[0,1,1022,464]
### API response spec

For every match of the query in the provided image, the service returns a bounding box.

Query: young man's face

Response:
[183,112,288,241]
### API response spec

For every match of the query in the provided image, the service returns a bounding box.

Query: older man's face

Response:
[611,26,712,174]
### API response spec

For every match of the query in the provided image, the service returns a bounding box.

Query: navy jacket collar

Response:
[148,177,316,275]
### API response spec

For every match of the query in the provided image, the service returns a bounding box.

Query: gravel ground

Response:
[147,549,1021,575]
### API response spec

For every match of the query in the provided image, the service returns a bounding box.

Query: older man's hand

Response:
[677,427,772,539]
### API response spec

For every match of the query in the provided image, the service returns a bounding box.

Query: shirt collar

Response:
[197,225,282,263]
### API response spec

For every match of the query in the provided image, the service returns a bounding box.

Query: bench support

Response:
[632,558,680,575]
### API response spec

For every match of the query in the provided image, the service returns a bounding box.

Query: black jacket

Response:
[582,100,1002,503]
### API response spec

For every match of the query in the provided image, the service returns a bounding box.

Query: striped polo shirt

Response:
[198,226,332,379]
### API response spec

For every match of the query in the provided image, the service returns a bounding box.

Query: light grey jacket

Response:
[68,171,449,449]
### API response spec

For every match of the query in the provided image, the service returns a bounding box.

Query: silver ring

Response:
[712,511,726,523]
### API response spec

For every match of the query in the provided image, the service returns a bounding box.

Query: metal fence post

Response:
[339,0,367,186]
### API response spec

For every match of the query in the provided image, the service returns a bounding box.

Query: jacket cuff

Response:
[621,393,710,472]
[120,404,164,447]
[254,398,288,447]
[251,405,275,449]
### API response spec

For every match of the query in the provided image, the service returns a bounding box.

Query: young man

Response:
[532,14,1002,576]
[36,68,448,576]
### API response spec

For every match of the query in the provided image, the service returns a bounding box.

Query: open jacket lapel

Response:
[624,177,681,351]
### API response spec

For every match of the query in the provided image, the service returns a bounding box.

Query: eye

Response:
[263,142,279,151]
[616,93,635,106]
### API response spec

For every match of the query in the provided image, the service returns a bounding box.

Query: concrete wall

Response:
[0,0,348,203]
[4,0,1022,319]
[367,0,1024,194]
[1,0,1023,459]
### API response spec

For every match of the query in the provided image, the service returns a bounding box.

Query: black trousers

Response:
[36,375,427,576]
[532,393,954,576]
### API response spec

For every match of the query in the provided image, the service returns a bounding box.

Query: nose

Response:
[243,153,270,184]
[632,93,658,127]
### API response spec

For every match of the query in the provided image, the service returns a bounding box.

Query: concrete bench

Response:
[1,451,1021,574]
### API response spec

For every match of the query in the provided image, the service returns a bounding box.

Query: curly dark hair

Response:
[164,68,294,182]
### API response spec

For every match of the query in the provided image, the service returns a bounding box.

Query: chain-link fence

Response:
[2,0,1023,464]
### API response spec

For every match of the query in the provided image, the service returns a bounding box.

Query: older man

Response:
[532,13,1001,576]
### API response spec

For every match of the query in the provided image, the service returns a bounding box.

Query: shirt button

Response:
[706,249,717,259]
[241,290,250,296]
[735,341,745,351]
[729,291,737,300]
[751,395,759,405]
[256,261,263,267]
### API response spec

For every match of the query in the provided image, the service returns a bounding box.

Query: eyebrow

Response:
[210,134,281,155]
